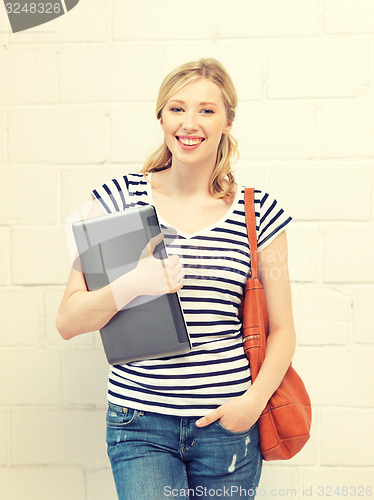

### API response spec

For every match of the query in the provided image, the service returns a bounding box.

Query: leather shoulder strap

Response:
[244,188,258,279]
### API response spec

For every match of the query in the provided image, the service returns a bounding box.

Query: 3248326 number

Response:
[5,3,62,14]
[317,486,373,496]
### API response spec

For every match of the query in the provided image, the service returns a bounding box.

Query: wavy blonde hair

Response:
[140,58,239,198]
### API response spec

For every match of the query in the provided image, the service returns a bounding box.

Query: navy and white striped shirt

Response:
[92,172,292,417]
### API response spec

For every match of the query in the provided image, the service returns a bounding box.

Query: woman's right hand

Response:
[133,232,184,296]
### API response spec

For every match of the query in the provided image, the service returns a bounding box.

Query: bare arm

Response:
[56,264,141,340]
[245,229,296,404]
[56,198,139,340]
[56,200,184,340]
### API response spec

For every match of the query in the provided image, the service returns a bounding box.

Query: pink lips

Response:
[176,136,205,151]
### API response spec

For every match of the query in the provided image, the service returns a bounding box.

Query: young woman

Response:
[57,58,296,500]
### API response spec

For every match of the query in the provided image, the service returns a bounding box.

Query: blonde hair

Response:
[140,58,239,198]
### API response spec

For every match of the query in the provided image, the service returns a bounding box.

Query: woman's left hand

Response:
[195,391,266,433]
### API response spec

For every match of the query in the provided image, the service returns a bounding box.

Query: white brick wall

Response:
[267,39,370,98]
[0,168,58,225]
[10,409,108,466]
[8,107,107,164]
[0,49,57,105]
[325,0,374,34]
[217,0,320,37]
[0,110,6,164]
[0,229,10,285]
[1,0,373,498]
[112,0,216,41]
[235,103,318,159]
[0,468,85,500]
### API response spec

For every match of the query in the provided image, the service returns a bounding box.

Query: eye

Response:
[170,107,184,113]
[201,109,214,115]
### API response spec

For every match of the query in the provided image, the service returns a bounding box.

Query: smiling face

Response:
[160,78,232,171]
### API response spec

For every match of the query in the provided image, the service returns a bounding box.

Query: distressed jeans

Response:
[106,402,263,500]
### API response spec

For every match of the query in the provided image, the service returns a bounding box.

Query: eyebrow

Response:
[168,100,218,107]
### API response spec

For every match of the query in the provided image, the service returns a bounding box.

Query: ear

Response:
[222,120,233,135]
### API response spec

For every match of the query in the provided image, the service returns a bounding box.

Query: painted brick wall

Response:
[0,1,373,498]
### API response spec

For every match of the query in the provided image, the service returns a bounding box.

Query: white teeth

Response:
[178,137,203,146]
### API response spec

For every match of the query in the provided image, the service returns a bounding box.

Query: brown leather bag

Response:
[240,188,312,461]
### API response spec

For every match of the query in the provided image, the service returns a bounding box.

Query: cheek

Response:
[161,118,177,136]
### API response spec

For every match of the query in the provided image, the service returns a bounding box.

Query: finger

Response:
[176,270,184,282]
[169,280,183,293]
[139,232,164,259]
[162,265,172,292]
[147,232,164,255]
[167,254,180,267]
[196,409,222,428]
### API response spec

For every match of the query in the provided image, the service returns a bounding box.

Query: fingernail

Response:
[196,419,203,426]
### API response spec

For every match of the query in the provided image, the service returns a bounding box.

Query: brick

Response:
[110,104,163,163]
[65,350,109,406]
[0,31,9,47]
[44,289,94,347]
[0,410,8,465]
[293,347,374,407]
[267,163,371,221]
[298,467,374,498]
[86,468,117,500]
[235,162,269,194]
[59,45,161,102]
[0,348,62,405]
[352,287,374,344]
[0,110,6,163]
[321,101,374,158]
[8,0,108,43]
[0,288,42,346]
[322,224,374,283]
[235,103,317,160]
[11,409,108,466]
[321,409,374,465]
[218,0,319,38]
[160,40,263,102]
[268,40,369,98]
[0,229,10,285]
[0,168,58,225]
[61,167,123,222]
[325,0,374,34]
[8,107,106,164]
[298,287,351,322]
[0,468,85,500]
[11,226,71,285]
[298,320,349,346]
[285,223,319,283]
[113,0,215,40]
[257,464,297,496]
[0,48,57,105]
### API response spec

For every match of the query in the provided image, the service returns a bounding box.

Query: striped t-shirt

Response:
[92,172,292,417]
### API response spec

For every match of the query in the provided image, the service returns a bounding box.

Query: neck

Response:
[164,159,216,199]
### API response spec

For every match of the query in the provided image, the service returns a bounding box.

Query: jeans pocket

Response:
[215,419,256,436]
[106,403,140,428]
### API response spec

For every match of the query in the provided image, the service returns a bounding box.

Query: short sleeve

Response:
[255,190,292,252]
[91,175,130,214]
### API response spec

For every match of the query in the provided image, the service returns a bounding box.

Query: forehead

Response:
[168,78,225,106]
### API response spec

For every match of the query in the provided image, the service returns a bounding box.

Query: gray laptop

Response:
[72,205,191,365]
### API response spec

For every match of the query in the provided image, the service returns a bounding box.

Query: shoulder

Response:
[244,187,293,251]
[91,172,146,213]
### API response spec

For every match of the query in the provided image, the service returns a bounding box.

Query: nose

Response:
[182,112,198,133]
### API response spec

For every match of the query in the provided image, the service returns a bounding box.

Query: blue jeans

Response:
[106,402,263,500]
